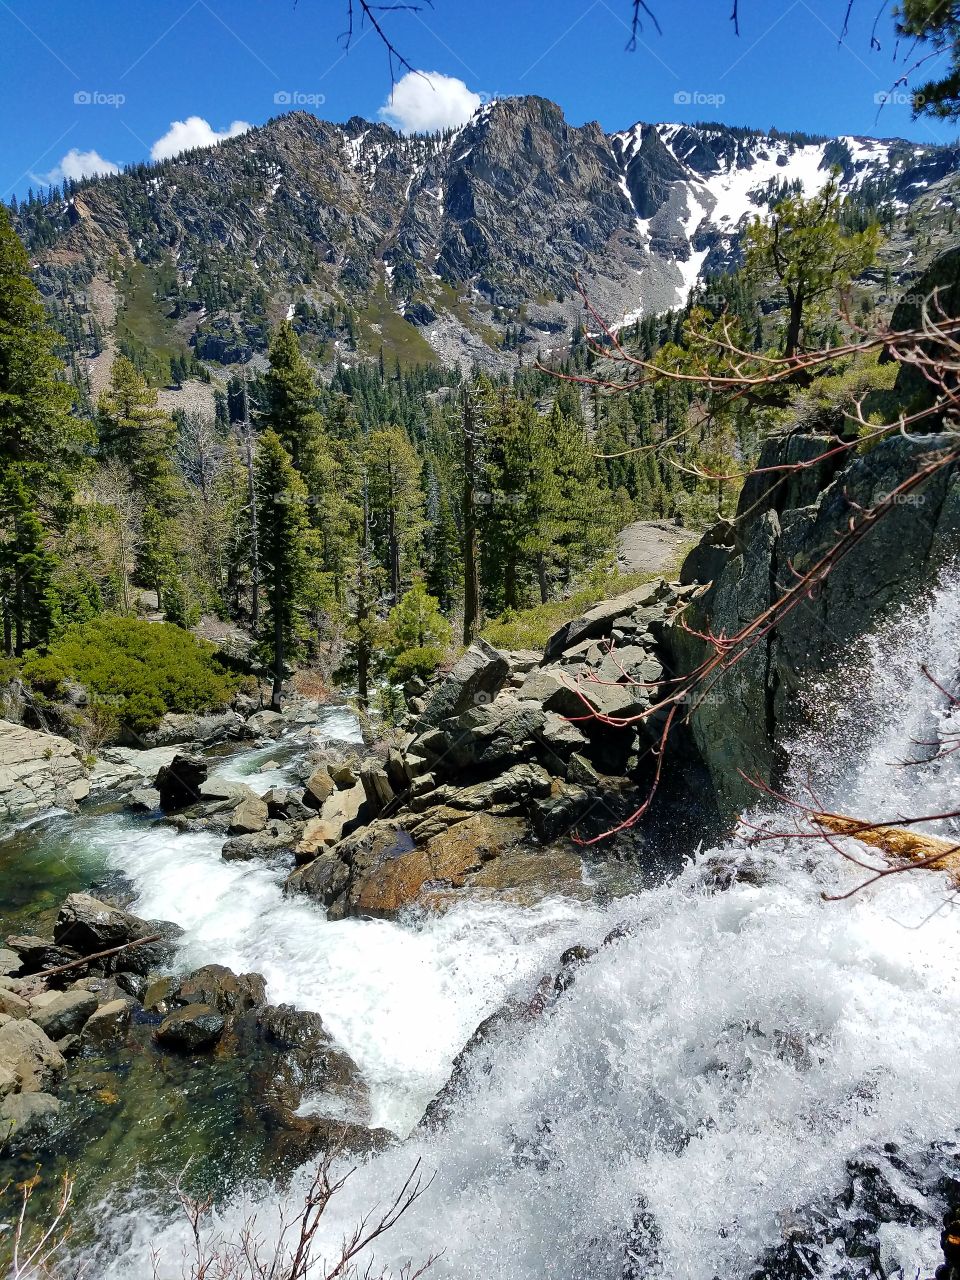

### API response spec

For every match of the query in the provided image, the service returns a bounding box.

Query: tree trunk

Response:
[462,388,481,645]
[785,290,803,360]
[271,586,284,710]
[243,375,260,632]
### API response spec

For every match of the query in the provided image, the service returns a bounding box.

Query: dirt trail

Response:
[617,519,699,576]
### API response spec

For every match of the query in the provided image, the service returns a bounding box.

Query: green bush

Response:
[21,616,241,735]
[389,644,446,684]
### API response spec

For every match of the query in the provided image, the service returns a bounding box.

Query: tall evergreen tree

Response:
[255,430,311,708]
[0,205,84,653]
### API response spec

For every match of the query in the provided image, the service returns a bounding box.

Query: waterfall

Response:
[91,570,960,1279]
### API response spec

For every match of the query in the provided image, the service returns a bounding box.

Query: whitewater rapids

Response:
[90,572,960,1280]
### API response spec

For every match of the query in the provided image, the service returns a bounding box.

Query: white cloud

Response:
[42,148,120,184]
[378,71,482,135]
[150,116,251,162]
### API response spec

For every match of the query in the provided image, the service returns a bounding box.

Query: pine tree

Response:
[365,426,426,605]
[0,205,84,654]
[262,321,323,470]
[97,356,178,504]
[255,430,311,708]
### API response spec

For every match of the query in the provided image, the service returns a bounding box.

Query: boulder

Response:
[221,821,299,862]
[155,753,208,812]
[80,998,132,1047]
[0,720,90,822]
[0,1091,60,1146]
[227,792,269,835]
[419,640,510,727]
[0,988,30,1020]
[126,786,161,812]
[517,667,586,718]
[4,936,79,976]
[543,581,671,659]
[253,1004,367,1115]
[244,709,285,738]
[135,710,243,749]
[318,781,365,835]
[294,817,339,861]
[174,965,266,1015]
[286,852,351,907]
[29,989,99,1040]
[0,949,21,977]
[329,761,359,790]
[348,812,525,918]
[0,1018,65,1093]
[359,760,394,815]
[432,697,547,772]
[53,893,151,955]
[303,765,335,809]
[156,1004,225,1052]
[263,787,312,820]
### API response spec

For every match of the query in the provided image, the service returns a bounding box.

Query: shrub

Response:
[21,616,241,736]
[389,644,446,684]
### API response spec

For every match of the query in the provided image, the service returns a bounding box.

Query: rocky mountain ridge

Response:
[17,96,960,376]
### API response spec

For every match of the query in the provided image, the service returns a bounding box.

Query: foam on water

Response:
[91,572,960,1279]
[70,813,602,1134]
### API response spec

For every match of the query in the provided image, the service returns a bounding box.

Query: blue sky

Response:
[2,0,957,199]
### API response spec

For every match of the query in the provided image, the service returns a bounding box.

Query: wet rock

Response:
[286,851,351,906]
[221,820,300,862]
[81,999,132,1047]
[29,989,99,1040]
[175,965,266,1016]
[0,1091,60,1146]
[6,936,80,976]
[155,752,208,812]
[156,1004,226,1052]
[126,786,161,812]
[54,892,150,954]
[253,1003,366,1115]
[0,720,90,822]
[115,971,148,1002]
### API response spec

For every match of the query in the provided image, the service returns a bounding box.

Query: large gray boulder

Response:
[0,1018,66,1095]
[0,721,90,822]
[419,640,510,727]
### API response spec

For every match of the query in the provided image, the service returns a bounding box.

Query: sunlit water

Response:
[22,575,960,1278]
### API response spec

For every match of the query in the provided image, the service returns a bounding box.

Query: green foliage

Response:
[896,1,960,118]
[0,204,87,656]
[744,177,882,358]
[20,616,240,734]
[388,645,446,684]
[379,581,451,681]
[482,568,662,652]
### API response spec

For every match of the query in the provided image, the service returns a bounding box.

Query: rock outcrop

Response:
[286,579,698,917]
[671,430,960,813]
[0,720,90,822]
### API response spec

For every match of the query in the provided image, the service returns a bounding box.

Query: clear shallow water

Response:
[16,577,960,1279]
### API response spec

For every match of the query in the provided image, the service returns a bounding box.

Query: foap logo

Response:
[874,89,925,108]
[74,90,125,108]
[674,90,726,107]
[879,490,926,507]
[274,90,326,107]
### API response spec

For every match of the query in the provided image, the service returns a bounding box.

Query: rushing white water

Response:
[93,572,960,1279]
